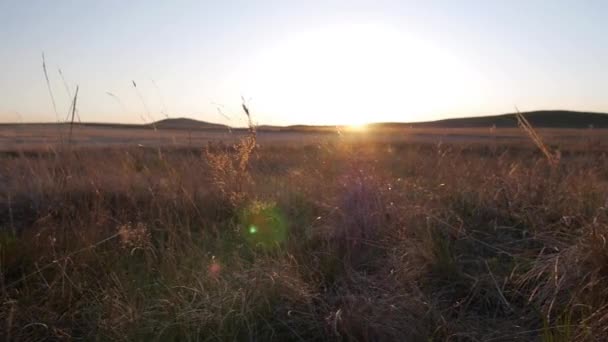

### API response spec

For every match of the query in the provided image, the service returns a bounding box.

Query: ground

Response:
[1,125,607,341]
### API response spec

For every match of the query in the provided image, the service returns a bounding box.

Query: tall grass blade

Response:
[67,85,79,146]
[132,80,157,131]
[515,108,559,166]
[42,53,59,122]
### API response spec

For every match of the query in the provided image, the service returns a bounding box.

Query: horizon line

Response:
[1,108,607,128]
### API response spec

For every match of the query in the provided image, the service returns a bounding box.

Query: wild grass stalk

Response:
[58,68,81,124]
[67,86,79,147]
[41,53,59,123]
[132,80,157,131]
[516,108,560,166]
[41,53,64,146]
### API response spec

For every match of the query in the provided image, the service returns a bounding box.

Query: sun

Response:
[346,123,368,132]
[226,23,483,126]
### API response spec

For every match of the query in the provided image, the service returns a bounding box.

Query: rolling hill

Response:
[371,110,608,129]
[3,110,607,131]
[152,118,230,130]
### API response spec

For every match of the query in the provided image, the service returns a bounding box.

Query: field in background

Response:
[1,123,606,151]
[1,127,608,340]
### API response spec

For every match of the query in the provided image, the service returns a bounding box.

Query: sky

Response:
[1,0,607,126]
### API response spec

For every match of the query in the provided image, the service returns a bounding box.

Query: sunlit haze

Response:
[1,1,607,126]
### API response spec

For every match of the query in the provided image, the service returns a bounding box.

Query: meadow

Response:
[1,123,608,341]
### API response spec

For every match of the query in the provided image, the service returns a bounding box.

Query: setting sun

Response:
[229,23,485,126]
[346,123,368,131]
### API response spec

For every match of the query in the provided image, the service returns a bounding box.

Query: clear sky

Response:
[1,0,607,126]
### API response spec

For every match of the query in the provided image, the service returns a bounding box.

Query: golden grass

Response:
[516,109,560,166]
[1,126,608,340]
[1,124,607,152]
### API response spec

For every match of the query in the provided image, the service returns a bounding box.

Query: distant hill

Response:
[0,118,230,131]
[257,110,608,132]
[257,124,338,132]
[2,110,607,131]
[371,110,608,129]
[152,118,229,130]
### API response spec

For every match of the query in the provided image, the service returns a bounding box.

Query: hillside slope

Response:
[152,118,229,130]
[372,110,608,129]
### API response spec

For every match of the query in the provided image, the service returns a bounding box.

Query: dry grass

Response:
[515,109,560,166]
[1,124,607,152]
[1,126,608,341]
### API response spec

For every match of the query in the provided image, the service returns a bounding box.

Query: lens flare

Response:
[240,201,287,249]
[249,225,258,234]
[208,262,221,278]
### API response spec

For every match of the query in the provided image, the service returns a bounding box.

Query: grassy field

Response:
[1,123,606,151]
[1,125,608,341]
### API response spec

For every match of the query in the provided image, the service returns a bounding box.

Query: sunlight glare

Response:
[347,123,368,131]
[228,23,484,125]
